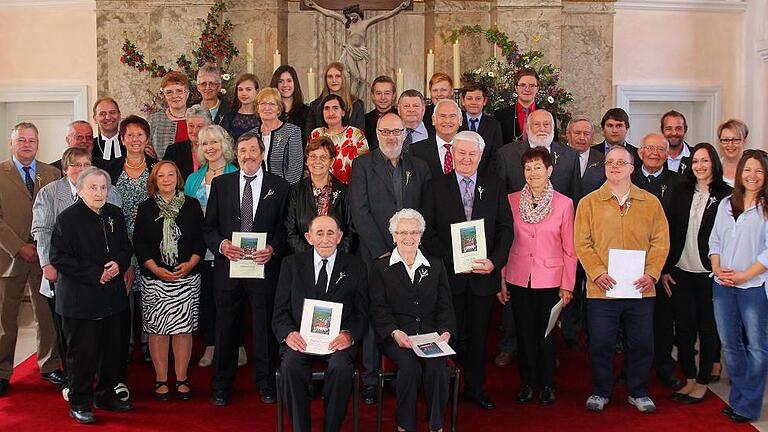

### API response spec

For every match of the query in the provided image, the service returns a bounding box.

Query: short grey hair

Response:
[197,63,222,83]
[432,98,461,118]
[388,208,426,236]
[75,166,111,190]
[526,109,554,131]
[566,115,593,133]
[197,125,235,164]
[453,130,486,152]
[186,105,213,123]
[10,122,39,140]
[641,132,669,150]
[67,120,92,135]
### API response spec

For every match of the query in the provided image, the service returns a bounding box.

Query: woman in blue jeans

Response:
[709,148,768,423]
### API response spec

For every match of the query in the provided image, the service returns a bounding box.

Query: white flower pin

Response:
[405,171,412,186]
[553,151,559,165]
[661,184,668,197]
[588,161,601,169]
[621,199,632,217]
[477,185,484,200]
[107,216,114,233]
[417,268,429,284]
[680,162,687,172]
[335,272,346,284]
[707,196,718,210]
[263,189,274,200]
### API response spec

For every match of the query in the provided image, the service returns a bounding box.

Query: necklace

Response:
[125,157,146,169]
[167,108,186,120]
[208,163,225,175]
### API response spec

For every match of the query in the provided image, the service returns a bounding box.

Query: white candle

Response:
[307,67,317,101]
[453,40,461,89]
[396,68,404,96]
[426,49,434,92]
[493,22,499,59]
[273,49,281,72]
[247,39,254,74]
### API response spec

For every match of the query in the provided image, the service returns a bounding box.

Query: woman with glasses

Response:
[221,73,260,141]
[717,119,748,187]
[709,149,768,422]
[270,65,309,141]
[307,94,368,184]
[661,143,731,404]
[148,71,191,159]
[252,87,303,185]
[285,136,353,254]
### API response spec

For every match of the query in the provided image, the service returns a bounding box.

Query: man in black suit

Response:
[591,108,639,164]
[91,97,126,163]
[364,76,397,151]
[421,130,513,410]
[397,89,431,149]
[493,68,558,145]
[349,112,431,403]
[273,215,368,432]
[202,130,290,406]
[196,63,230,125]
[661,110,692,173]
[630,132,683,391]
[410,99,461,178]
[51,121,101,173]
[458,83,503,174]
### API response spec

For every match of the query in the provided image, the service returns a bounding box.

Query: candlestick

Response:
[307,67,317,101]
[273,49,281,72]
[453,40,461,89]
[396,68,404,96]
[425,49,434,93]
[493,22,499,59]
[247,39,254,74]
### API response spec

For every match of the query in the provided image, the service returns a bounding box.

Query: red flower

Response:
[345,128,353,139]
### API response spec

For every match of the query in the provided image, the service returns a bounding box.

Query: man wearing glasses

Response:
[196,64,229,125]
[494,68,557,145]
[51,121,106,174]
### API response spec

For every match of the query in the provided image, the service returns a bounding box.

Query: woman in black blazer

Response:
[285,136,354,253]
[369,209,456,432]
[661,142,732,403]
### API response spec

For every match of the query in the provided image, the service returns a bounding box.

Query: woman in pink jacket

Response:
[498,146,577,406]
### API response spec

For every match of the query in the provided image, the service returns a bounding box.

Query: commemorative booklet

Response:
[229,232,267,279]
[409,332,456,358]
[450,219,487,274]
[300,299,343,355]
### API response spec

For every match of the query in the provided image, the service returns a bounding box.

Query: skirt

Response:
[141,273,201,335]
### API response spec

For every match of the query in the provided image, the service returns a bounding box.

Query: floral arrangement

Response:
[120,0,239,114]
[446,25,574,135]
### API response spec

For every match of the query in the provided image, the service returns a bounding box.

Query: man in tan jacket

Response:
[0,122,63,396]
[575,145,669,414]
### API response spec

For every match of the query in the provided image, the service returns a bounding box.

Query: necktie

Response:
[240,175,256,232]
[316,258,329,294]
[443,143,453,174]
[22,166,34,197]
[403,128,415,152]
[461,177,474,220]
[73,193,78,203]
[469,118,478,132]
[521,107,530,141]
[647,174,655,182]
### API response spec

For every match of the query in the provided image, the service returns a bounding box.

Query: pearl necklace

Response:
[125,158,146,169]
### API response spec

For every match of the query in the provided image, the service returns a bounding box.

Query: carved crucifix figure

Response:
[304,0,411,100]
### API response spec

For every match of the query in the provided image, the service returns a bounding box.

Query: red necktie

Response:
[443,143,453,174]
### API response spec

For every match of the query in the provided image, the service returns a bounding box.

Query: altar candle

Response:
[493,22,499,59]
[426,49,434,92]
[273,50,281,71]
[396,68,404,96]
[247,39,254,74]
[453,40,461,89]
[307,68,317,101]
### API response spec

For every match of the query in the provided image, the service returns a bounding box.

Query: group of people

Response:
[0,61,766,432]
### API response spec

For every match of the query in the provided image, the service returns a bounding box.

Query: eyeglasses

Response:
[198,81,220,88]
[642,146,667,153]
[395,230,422,237]
[68,163,92,169]
[719,137,743,145]
[307,155,331,162]
[378,128,404,137]
[516,83,538,90]
[163,89,188,97]
[258,102,278,108]
[604,160,631,167]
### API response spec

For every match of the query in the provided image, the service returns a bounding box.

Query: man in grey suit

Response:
[349,112,431,403]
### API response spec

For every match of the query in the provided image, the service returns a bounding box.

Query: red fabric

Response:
[517,101,535,140]
[443,143,453,174]
[174,119,189,143]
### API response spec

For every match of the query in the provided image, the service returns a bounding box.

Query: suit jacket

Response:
[0,159,60,277]
[272,250,368,344]
[493,104,559,145]
[369,254,456,341]
[504,191,577,291]
[202,170,290,290]
[457,112,504,174]
[163,140,195,180]
[631,166,681,212]
[409,134,443,179]
[667,142,693,173]
[285,176,353,254]
[50,201,132,319]
[591,141,640,167]
[421,172,513,296]
[213,98,231,126]
[92,135,126,163]
[580,148,606,197]
[349,149,431,262]
[496,140,582,202]
[424,104,435,129]
[364,107,397,151]
[663,182,732,274]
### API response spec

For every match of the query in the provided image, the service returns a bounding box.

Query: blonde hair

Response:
[321,62,357,114]
[256,87,284,117]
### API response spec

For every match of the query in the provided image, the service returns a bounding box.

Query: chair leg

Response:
[376,372,384,432]
[276,370,283,432]
[451,368,460,432]
[353,369,360,432]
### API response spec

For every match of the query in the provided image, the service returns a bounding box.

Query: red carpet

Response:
[0,328,757,431]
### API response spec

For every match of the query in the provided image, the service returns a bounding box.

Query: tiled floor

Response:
[12,301,768,429]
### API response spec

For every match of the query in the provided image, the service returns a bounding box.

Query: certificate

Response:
[544,299,564,338]
[299,299,343,355]
[606,248,645,299]
[409,333,456,358]
[450,219,487,274]
[229,232,267,279]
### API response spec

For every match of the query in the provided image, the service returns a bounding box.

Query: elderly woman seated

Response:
[369,208,456,432]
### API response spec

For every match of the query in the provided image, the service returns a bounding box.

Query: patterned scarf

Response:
[519,181,554,224]
[155,192,185,266]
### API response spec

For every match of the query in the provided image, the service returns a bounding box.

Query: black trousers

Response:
[280,346,357,432]
[670,267,718,384]
[653,282,676,377]
[212,280,277,393]
[61,312,123,411]
[380,339,449,431]
[510,284,560,388]
[561,263,586,343]
[452,289,493,397]
[44,295,66,375]
[587,298,654,398]
[199,262,248,347]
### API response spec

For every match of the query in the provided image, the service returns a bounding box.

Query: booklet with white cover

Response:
[299,299,343,355]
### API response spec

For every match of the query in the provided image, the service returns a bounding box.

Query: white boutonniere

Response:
[552,151,559,165]
[680,162,688,172]
[707,196,719,210]
[621,199,632,217]
[588,161,601,169]
[477,185,484,200]
[275,135,284,146]
[417,268,429,284]
[331,190,341,203]
[263,189,274,200]
[107,216,114,233]
[661,184,668,197]
[405,171,412,186]
[335,272,346,284]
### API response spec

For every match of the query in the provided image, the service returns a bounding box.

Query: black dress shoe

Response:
[69,409,96,424]
[657,373,684,391]
[95,398,133,412]
[517,385,534,403]
[722,406,733,416]
[210,390,229,406]
[41,369,66,386]
[260,389,277,404]
[671,391,688,401]
[362,385,377,405]
[731,413,753,423]
[540,386,556,405]
[464,393,495,410]
[0,379,8,396]
[679,393,706,404]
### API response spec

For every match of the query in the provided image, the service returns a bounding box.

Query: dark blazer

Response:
[421,172,513,296]
[201,170,290,289]
[50,201,132,319]
[409,134,442,178]
[272,250,368,344]
[592,141,640,166]
[458,112,504,174]
[106,156,159,186]
[92,135,126,163]
[667,142,693,173]
[631,166,682,212]
[213,98,231,125]
[305,97,366,139]
[580,148,606,197]
[285,175,353,254]
[663,182,732,274]
[423,104,435,129]
[364,107,397,151]
[349,150,431,262]
[163,140,195,180]
[496,140,582,202]
[369,254,456,341]
[494,104,559,145]
[133,196,206,278]
[281,102,310,143]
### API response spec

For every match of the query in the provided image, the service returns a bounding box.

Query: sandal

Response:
[176,380,192,401]
[154,381,170,401]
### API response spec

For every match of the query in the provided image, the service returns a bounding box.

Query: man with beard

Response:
[410,99,462,178]
[349,112,431,404]
[660,110,692,173]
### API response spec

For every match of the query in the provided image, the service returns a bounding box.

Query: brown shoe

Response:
[494,351,513,366]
